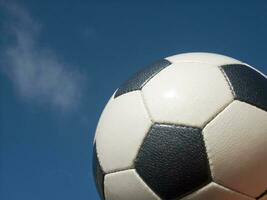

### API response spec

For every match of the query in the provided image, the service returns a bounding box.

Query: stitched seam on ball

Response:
[214,182,256,199]
[201,128,215,181]
[133,90,156,172]
[104,169,161,199]
[201,99,234,129]
[152,122,200,130]
[144,123,212,200]
[201,100,235,182]
[115,59,172,98]
[234,99,267,113]
[106,167,135,175]
[202,100,263,200]
[139,60,172,90]
[134,169,162,200]
[138,90,154,166]
[218,66,236,97]
[140,90,154,123]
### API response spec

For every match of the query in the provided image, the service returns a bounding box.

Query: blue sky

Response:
[0,1,267,200]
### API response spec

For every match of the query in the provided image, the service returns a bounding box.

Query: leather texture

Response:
[93,53,267,200]
[95,91,152,173]
[182,182,254,200]
[135,123,211,200]
[220,64,267,111]
[115,59,171,98]
[142,61,234,127]
[104,169,160,200]
[203,100,267,198]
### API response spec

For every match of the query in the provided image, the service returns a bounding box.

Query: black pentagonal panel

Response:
[221,64,267,111]
[115,59,171,98]
[92,144,105,200]
[135,124,211,200]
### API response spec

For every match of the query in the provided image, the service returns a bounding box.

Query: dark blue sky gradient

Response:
[0,1,267,200]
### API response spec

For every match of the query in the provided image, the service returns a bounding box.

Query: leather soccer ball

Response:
[93,53,267,200]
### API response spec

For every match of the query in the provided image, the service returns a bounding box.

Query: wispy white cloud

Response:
[1,2,85,110]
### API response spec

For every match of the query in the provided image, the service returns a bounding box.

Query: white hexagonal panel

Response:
[203,100,267,197]
[182,182,253,200]
[142,61,234,127]
[104,169,161,200]
[95,91,152,173]
[166,52,243,66]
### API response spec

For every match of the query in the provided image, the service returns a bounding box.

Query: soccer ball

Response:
[92,53,267,200]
